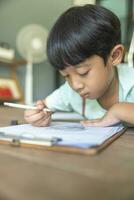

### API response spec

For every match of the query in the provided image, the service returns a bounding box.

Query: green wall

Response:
[0,0,72,102]
[100,0,129,46]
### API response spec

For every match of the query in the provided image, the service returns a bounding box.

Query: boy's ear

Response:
[110,44,124,66]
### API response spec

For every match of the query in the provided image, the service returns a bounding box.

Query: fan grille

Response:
[16,24,48,63]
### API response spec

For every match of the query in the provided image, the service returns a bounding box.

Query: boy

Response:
[24,4,134,127]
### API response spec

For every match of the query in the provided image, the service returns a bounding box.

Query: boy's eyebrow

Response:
[76,62,91,68]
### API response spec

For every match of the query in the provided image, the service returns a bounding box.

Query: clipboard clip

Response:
[11,138,21,147]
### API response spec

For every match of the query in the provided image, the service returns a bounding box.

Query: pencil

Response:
[4,102,51,112]
[82,98,86,118]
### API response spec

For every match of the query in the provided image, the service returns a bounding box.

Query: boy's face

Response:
[60,55,115,100]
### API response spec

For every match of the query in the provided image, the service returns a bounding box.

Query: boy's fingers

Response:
[81,118,120,127]
[36,100,45,110]
[80,119,102,127]
[31,115,51,127]
[81,119,100,124]
[36,100,44,105]
[39,116,51,127]
[24,109,40,117]
[37,104,44,110]
[25,111,46,123]
[25,109,52,124]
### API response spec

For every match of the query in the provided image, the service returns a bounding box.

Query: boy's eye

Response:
[79,71,89,76]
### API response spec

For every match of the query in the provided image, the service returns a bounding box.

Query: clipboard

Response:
[0,127,126,155]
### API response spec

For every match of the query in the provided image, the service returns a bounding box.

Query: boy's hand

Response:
[81,104,120,127]
[24,100,52,127]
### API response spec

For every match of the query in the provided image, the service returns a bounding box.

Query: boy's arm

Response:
[81,102,134,127]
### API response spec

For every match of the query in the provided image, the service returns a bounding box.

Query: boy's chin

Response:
[87,96,96,100]
[87,93,101,100]
[86,94,96,100]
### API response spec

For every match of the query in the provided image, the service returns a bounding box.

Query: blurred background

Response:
[0,0,133,104]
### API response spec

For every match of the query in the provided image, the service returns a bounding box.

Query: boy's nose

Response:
[71,78,84,92]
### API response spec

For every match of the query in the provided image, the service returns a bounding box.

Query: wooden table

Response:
[0,107,134,200]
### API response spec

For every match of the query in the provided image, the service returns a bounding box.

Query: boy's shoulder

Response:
[117,64,134,90]
[117,63,134,74]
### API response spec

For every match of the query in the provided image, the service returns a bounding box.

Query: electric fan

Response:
[16,24,48,104]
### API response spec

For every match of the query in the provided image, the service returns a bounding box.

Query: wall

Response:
[0,0,72,102]
[100,0,130,47]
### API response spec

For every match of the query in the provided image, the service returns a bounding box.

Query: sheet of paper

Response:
[0,122,124,148]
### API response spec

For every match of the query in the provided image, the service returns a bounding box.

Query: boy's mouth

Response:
[81,92,96,99]
[80,93,89,98]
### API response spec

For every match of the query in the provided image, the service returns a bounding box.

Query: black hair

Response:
[47,4,121,70]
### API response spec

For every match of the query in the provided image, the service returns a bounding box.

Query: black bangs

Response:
[47,4,121,70]
[47,8,94,70]
[47,31,94,70]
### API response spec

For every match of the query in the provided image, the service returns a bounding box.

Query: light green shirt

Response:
[45,64,134,119]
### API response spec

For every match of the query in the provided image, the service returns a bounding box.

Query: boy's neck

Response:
[97,67,119,110]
